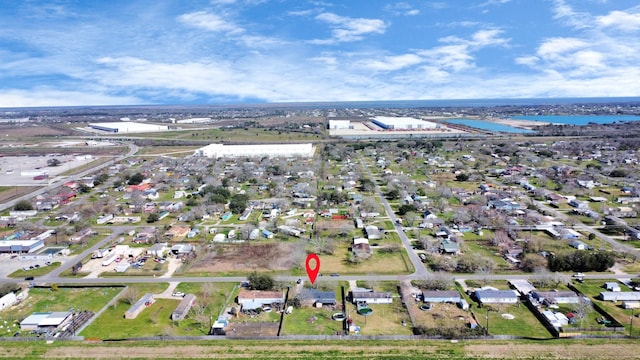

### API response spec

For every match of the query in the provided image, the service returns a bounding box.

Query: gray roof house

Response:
[531,291,580,305]
[475,290,519,304]
[422,290,461,303]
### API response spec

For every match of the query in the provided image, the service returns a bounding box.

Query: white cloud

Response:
[596,10,640,31]
[385,3,421,16]
[0,88,142,107]
[357,54,423,71]
[177,11,244,34]
[309,13,387,44]
[536,37,588,58]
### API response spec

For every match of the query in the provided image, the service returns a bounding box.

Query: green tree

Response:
[247,272,275,290]
[397,204,417,216]
[93,173,109,186]
[229,193,249,214]
[455,173,469,182]
[14,200,33,211]
[127,172,145,185]
[77,183,92,194]
[147,213,159,223]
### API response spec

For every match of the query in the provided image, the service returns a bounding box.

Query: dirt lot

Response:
[188,242,304,274]
[0,124,69,138]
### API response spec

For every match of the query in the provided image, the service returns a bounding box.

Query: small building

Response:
[543,310,569,328]
[508,279,536,296]
[171,294,197,321]
[599,292,640,302]
[0,292,17,311]
[474,289,519,304]
[147,242,169,257]
[604,282,621,292]
[20,311,72,331]
[439,239,459,255]
[422,290,461,304]
[249,229,260,240]
[352,237,372,257]
[114,262,131,273]
[171,244,193,255]
[237,289,284,312]
[125,293,155,319]
[350,291,393,304]
[298,288,337,307]
[364,225,382,240]
[531,291,580,305]
[569,240,588,250]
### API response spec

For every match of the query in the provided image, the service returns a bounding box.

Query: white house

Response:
[474,290,519,304]
[350,291,393,304]
[237,290,285,311]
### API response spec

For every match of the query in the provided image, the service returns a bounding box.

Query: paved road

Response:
[357,154,429,278]
[0,142,138,212]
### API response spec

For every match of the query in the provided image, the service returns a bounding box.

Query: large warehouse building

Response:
[328,120,353,130]
[371,116,440,130]
[88,122,169,133]
[0,240,44,254]
[194,143,315,158]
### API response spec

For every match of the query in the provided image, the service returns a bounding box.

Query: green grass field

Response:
[1,338,640,359]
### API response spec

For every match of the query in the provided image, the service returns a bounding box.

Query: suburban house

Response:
[439,239,460,255]
[364,225,382,240]
[237,289,285,312]
[599,292,640,302]
[171,294,197,321]
[474,289,519,304]
[569,240,589,250]
[147,242,169,257]
[350,291,393,304]
[352,238,372,257]
[422,290,461,303]
[531,291,580,305]
[125,294,155,319]
[297,288,337,307]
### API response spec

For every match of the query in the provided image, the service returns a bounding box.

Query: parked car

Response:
[572,273,585,278]
[24,276,34,281]
[172,292,185,297]
[330,273,340,277]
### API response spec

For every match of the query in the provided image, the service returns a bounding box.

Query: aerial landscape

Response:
[2,1,640,359]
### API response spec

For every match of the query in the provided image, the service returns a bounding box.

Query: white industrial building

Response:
[194,143,315,158]
[328,120,353,130]
[371,116,439,130]
[88,121,169,133]
[0,240,44,253]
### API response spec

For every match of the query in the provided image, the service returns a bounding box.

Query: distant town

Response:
[1,99,640,357]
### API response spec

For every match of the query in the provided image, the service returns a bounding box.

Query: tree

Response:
[397,204,417,216]
[519,254,548,272]
[47,158,61,167]
[14,200,33,211]
[77,183,92,194]
[455,173,469,182]
[127,172,145,185]
[93,173,109,186]
[247,272,275,290]
[229,193,249,214]
[147,213,159,223]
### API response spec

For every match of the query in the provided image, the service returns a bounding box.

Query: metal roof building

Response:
[194,143,315,158]
[88,122,169,133]
[371,116,439,130]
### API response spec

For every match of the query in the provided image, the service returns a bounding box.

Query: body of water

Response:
[444,119,532,133]
[511,115,640,126]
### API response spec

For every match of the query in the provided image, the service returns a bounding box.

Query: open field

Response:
[1,339,640,359]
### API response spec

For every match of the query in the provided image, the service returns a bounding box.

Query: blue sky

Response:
[1,0,640,107]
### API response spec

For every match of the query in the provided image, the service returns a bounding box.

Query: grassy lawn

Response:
[281,307,344,335]
[7,262,61,278]
[317,245,413,275]
[0,286,123,336]
[476,303,552,338]
[346,301,413,336]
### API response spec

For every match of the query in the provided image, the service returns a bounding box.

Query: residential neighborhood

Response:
[0,104,639,352]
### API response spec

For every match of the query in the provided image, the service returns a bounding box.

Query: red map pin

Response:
[305,253,320,285]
